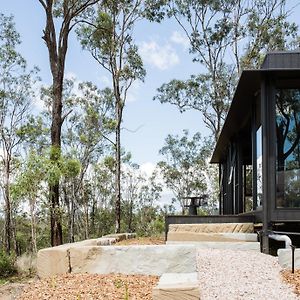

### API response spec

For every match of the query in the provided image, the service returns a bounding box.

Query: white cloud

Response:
[65,71,77,79]
[97,75,139,103]
[126,81,141,103]
[64,72,84,97]
[140,162,156,177]
[170,31,190,50]
[139,40,180,70]
[98,75,111,88]
[32,82,45,111]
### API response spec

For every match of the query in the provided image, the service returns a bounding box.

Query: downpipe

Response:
[268,233,295,273]
[268,233,292,249]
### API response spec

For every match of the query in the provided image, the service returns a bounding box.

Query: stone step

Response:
[166,241,260,251]
[169,223,254,234]
[167,232,257,243]
[278,248,300,269]
[153,272,200,300]
[167,223,256,244]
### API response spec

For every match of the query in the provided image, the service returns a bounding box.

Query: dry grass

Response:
[19,273,159,300]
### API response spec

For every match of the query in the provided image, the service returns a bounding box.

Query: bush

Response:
[0,251,17,278]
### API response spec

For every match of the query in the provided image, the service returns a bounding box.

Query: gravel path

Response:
[197,249,299,300]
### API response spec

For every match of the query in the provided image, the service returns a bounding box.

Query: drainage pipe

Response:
[268,233,292,249]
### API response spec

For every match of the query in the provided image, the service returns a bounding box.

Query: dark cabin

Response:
[211,51,300,253]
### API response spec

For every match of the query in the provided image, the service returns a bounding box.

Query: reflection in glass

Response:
[276,89,300,208]
[244,165,253,212]
[256,126,262,207]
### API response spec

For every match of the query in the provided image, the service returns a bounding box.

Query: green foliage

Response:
[16,116,49,150]
[12,148,81,202]
[0,251,17,278]
[77,1,146,84]
[63,159,81,179]
[0,12,39,254]
[134,209,164,237]
[148,0,299,140]
[158,130,215,211]
[76,0,147,233]
[92,11,114,56]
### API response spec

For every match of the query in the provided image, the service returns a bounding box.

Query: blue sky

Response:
[2,1,300,172]
[1,1,208,173]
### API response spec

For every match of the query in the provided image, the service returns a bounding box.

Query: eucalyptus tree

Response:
[37,0,101,246]
[12,149,81,252]
[88,158,116,236]
[157,130,211,212]
[77,0,146,232]
[0,14,38,254]
[62,81,115,241]
[146,0,299,141]
[135,171,163,236]
[121,162,145,232]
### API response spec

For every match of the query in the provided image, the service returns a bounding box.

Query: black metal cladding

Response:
[261,51,300,70]
[210,51,300,226]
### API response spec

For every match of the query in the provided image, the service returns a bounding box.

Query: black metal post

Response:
[164,215,169,241]
[291,245,296,274]
[188,198,198,216]
[251,103,257,211]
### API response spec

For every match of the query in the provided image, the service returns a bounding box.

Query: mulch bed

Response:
[19,273,159,300]
[3,237,164,299]
[282,269,300,296]
[115,237,165,246]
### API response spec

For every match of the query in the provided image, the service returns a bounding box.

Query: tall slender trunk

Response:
[39,0,100,246]
[83,187,89,240]
[90,198,96,235]
[29,198,37,254]
[4,158,11,254]
[63,185,71,243]
[50,81,63,246]
[71,187,75,242]
[65,182,75,243]
[115,113,121,233]
[128,199,133,232]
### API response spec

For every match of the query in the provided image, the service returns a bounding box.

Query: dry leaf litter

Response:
[19,273,159,300]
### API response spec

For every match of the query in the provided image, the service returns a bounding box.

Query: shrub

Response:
[0,251,17,278]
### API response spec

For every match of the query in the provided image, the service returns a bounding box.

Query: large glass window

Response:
[276,89,300,208]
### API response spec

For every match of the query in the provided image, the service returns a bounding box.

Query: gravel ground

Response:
[197,249,299,300]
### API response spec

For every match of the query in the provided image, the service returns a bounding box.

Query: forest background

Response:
[0,0,299,264]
